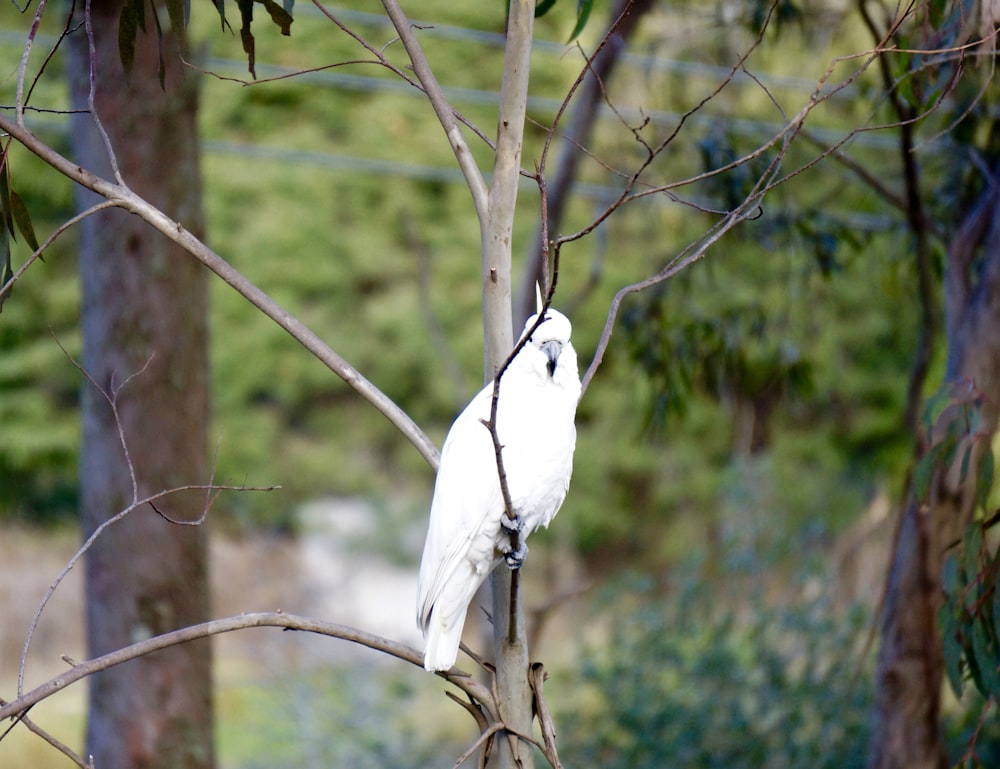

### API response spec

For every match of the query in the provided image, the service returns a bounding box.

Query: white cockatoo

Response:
[416,307,581,671]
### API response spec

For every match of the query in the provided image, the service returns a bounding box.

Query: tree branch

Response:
[0,115,440,470]
[379,0,489,221]
[1,612,494,724]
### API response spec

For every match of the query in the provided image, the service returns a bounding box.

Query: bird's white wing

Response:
[416,383,504,633]
[416,308,581,670]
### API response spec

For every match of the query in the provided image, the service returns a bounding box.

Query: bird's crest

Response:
[535,282,544,315]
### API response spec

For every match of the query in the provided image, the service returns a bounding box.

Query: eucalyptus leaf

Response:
[963,523,984,589]
[237,0,256,77]
[942,553,961,595]
[991,561,1000,660]
[9,192,39,254]
[535,0,557,17]
[209,0,228,31]
[970,620,1000,699]
[118,0,139,75]
[975,447,994,514]
[0,153,14,237]
[0,221,11,314]
[165,0,189,55]
[258,0,293,36]
[567,0,592,43]
[939,603,965,699]
[913,437,953,503]
[921,386,952,435]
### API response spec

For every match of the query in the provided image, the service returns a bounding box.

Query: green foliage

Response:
[530,0,592,42]
[940,518,1000,704]
[937,515,1000,767]
[0,136,79,520]
[217,660,451,769]
[0,150,42,313]
[0,1,947,559]
[560,575,875,769]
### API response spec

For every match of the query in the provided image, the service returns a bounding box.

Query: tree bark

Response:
[485,3,536,767]
[66,3,214,768]
[869,181,1000,769]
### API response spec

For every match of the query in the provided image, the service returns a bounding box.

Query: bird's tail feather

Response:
[423,616,463,672]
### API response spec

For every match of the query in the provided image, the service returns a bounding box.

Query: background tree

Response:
[66,1,213,767]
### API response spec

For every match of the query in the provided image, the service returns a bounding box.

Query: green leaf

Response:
[535,0,557,17]
[939,603,965,699]
[209,0,229,32]
[970,619,1000,699]
[0,152,14,238]
[991,562,1000,658]
[913,436,954,502]
[567,0,592,43]
[9,192,39,254]
[0,218,12,313]
[237,0,256,78]
[133,0,146,32]
[921,386,952,435]
[165,0,189,55]
[118,0,139,75]
[258,0,293,36]
[964,522,984,584]
[976,449,995,513]
[943,553,961,595]
[147,0,167,90]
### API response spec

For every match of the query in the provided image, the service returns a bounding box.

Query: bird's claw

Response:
[500,514,523,534]
[504,541,529,570]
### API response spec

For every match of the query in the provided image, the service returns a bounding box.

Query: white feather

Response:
[416,308,581,671]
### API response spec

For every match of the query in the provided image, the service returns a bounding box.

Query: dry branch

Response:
[1,612,494,724]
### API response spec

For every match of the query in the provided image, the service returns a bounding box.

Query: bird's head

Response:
[519,309,574,378]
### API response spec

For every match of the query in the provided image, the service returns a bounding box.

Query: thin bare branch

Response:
[379,0,488,220]
[528,662,563,769]
[0,705,90,769]
[0,114,440,470]
[452,722,505,769]
[80,0,124,184]
[305,2,496,153]
[15,0,48,125]
[0,199,116,303]
[1,612,495,725]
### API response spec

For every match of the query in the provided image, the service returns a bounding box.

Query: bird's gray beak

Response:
[541,340,562,377]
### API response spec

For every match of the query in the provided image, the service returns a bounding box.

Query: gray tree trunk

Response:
[869,179,1000,769]
[66,3,214,768]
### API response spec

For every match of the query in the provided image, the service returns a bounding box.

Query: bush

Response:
[560,575,874,769]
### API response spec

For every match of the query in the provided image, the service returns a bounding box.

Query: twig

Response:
[379,0,488,220]
[528,663,563,769]
[451,721,504,769]
[80,0,124,184]
[17,338,279,696]
[15,0,48,126]
[0,702,90,769]
[0,200,117,303]
[0,114,440,470]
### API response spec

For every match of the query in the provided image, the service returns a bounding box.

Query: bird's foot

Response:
[500,514,523,534]
[504,540,529,570]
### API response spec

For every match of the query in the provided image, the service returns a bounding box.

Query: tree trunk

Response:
[869,180,1000,769]
[67,3,214,768]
